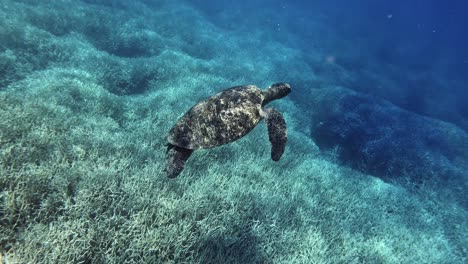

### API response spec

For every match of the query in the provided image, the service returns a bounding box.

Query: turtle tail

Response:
[165,144,193,178]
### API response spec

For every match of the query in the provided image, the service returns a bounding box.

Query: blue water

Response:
[192,0,468,130]
[186,0,468,180]
[0,0,467,262]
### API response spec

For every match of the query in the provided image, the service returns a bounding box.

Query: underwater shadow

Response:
[194,231,266,264]
[308,87,468,184]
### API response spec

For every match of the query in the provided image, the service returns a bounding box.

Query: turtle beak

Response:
[271,83,291,97]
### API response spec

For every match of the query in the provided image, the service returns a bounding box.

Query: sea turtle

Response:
[165,83,292,178]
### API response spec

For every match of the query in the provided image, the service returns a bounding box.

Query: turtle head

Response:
[262,83,291,106]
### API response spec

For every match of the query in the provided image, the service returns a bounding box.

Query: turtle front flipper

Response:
[165,144,194,178]
[263,108,287,161]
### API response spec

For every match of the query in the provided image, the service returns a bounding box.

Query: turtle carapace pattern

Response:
[165,83,291,178]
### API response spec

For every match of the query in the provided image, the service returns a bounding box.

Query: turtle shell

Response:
[167,85,264,150]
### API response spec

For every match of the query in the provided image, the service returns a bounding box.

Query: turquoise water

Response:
[0,0,466,263]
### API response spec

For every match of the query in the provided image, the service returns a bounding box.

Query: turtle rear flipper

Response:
[165,145,193,178]
[263,108,287,161]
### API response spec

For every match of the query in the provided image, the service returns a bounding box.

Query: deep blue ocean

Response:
[193,0,468,130]
[0,0,466,263]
